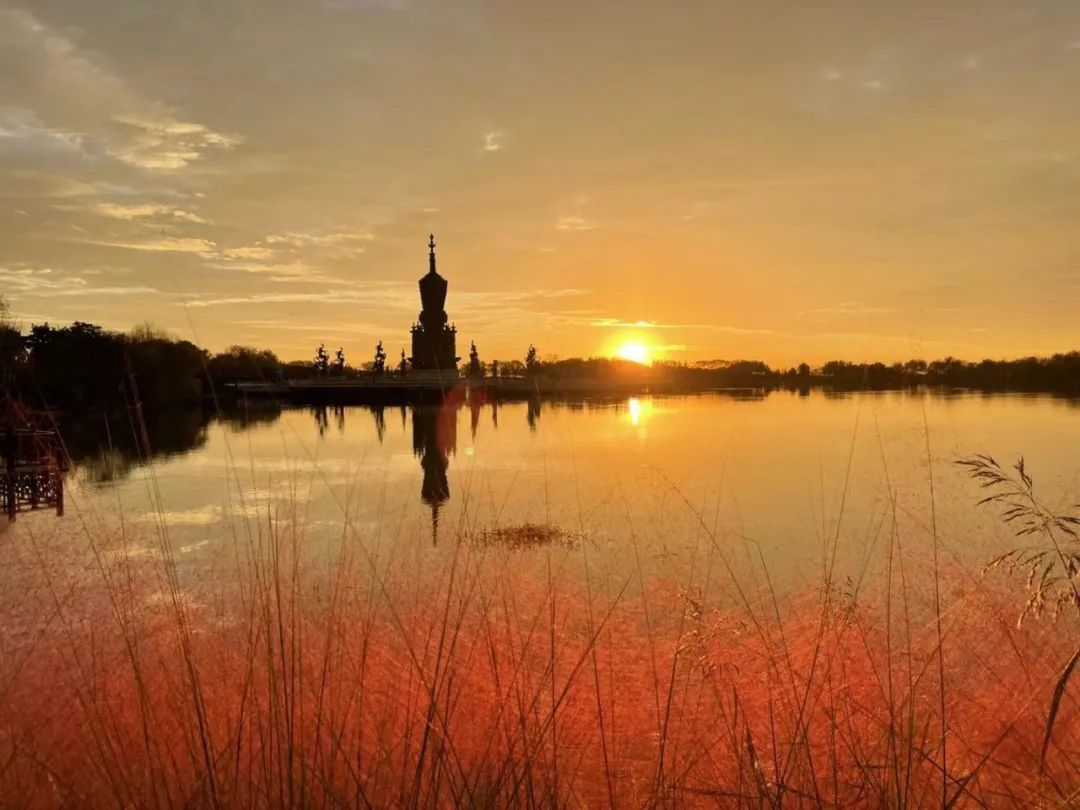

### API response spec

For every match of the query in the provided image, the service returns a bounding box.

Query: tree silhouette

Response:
[334,347,346,374]
[209,345,280,382]
[19,321,205,407]
[398,349,409,376]
[313,343,330,375]
[129,321,170,342]
[0,295,23,382]
[525,344,539,375]
[490,359,499,378]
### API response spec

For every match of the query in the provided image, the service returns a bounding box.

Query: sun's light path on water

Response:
[624,396,657,427]
[614,340,652,365]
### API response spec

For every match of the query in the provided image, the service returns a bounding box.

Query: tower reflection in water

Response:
[315,394,524,545]
[411,398,458,545]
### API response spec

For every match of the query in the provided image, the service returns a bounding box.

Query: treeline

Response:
[0,317,378,412]
[526,355,1080,392]
[1,316,1078,412]
[0,321,207,410]
[785,355,1080,392]
[658,355,1080,392]
[0,322,353,410]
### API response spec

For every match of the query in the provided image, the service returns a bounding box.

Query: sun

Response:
[614,340,653,365]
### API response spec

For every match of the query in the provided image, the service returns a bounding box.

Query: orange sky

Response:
[1,1,1078,365]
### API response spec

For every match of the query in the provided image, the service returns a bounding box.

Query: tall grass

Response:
[1,446,1080,807]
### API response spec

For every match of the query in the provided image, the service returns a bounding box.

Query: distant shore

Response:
[225,372,1080,407]
[3,320,1078,413]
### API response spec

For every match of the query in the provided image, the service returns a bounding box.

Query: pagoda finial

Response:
[428,233,436,274]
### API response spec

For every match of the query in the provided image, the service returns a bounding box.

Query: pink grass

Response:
[2,486,1079,807]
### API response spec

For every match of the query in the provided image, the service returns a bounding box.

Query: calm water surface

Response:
[54,389,1080,590]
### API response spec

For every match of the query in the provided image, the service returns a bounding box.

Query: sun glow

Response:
[614,340,653,365]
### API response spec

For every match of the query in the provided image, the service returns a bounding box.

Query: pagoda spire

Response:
[428,233,436,275]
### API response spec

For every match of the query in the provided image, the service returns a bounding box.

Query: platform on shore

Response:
[1,427,66,520]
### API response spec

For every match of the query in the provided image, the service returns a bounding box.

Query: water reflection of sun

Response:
[626,396,653,427]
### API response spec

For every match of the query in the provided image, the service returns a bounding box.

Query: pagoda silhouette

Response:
[409,234,459,373]
[411,400,457,546]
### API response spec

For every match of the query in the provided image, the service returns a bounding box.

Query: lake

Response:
[53,388,1080,592]
[7,387,1080,806]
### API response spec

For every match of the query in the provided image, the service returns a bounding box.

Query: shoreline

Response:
[227,375,1080,406]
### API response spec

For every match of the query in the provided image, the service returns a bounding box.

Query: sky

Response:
[1,1,1079,366]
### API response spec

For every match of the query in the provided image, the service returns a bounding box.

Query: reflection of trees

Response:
[64,407,213,485]
[60,401,285,485]
[80,447,137,486]
[218,400,283,433]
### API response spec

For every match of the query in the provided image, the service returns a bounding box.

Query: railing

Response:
[1,427,66,521]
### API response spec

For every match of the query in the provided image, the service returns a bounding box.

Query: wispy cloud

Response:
[591,318,669,329]
[234,317,396,334]
[95,202,207,223]
[45,179,197,201]
[0,267,85,294]
[555,215,595,232]
[589,317,781,336]
[0,266,157,297]
[109,115,240,171]
[0,106,95,160]
[222,245,276,261]
[0,9,239,173]
[181,287,408,309]
[482,130,505,152]
[213,230,377,280]
[211,260,328,283]
[182,284,588,310]
[801,301,895,316]
[318,0,410,11]
[265,230,374,252]
[93,236,219,258]
[454,288,589,309]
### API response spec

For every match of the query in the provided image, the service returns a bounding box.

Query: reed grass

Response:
[1,441,1079,808]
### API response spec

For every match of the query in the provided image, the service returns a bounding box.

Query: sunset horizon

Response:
[5,5,1080,807]
[4,2,1079,365]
